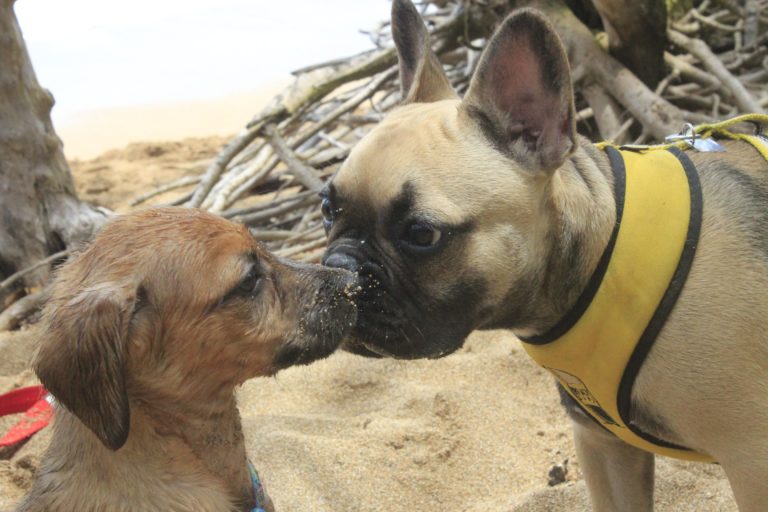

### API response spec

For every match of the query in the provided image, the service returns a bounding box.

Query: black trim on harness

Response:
[521,146,626,345]
[616,146,703,452]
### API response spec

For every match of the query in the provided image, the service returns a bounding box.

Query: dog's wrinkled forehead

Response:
[332,99,521,225]
[334,100,463,208]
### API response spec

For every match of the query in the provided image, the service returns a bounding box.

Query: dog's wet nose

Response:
[323,251,359,273]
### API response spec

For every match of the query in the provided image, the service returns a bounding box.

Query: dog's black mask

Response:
[323,222,487,360]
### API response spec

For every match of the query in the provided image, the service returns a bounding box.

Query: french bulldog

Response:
[321,1,768,511]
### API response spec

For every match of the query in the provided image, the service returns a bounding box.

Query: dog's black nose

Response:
[323,251,359,273]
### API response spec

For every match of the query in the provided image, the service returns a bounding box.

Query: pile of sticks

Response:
[127,0,766,265]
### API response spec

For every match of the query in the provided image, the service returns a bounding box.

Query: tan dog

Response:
[322,1,768,510]
[16,207,357,512]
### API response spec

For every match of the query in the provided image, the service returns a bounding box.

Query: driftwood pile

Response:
[135,0,766,264]
[0,0,766,330]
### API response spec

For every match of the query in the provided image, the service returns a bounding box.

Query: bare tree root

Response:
[668,29,765,113]
[0,251,68,296]
[0,290,46,332]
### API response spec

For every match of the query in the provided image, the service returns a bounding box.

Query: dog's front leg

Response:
[720,456,768,512]
[573,417,655,511]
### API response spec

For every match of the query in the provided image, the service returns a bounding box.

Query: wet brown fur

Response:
[18,207,356,512]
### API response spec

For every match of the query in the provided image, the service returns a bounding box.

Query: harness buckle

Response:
[665,123,725,152]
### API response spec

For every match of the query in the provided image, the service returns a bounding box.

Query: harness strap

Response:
[596,114,768,159]
[520,146,712,462]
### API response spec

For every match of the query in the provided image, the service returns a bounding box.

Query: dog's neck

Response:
[26,393,254,512]
[516,138,617,337]
[138,391,253,505]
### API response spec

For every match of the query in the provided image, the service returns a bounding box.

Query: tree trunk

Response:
[591,0,667,88]
[0,0,107,298]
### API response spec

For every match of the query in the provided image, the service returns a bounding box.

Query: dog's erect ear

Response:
[35,282,136,451]
[462,9,576,173]
[391,0,456,103]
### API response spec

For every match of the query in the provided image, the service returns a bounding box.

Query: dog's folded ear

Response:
[461,9,577,173]
[391,0,457,104]
[35,281,136,451]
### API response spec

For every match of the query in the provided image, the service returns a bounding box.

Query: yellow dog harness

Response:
[520,115,768,462]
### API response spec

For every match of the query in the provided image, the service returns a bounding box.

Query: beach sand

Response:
[0,111,736,511]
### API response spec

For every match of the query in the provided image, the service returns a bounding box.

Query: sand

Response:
[57,84,287,160]
[0,131,737,511]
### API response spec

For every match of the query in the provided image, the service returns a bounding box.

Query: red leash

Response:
[0,385,54,448]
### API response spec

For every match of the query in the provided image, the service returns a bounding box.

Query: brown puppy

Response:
[16,207,357,512]
[322,1,768,511]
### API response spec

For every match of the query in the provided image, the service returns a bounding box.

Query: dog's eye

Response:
[321,198,335,230]
[401,222,442,248]
[236,267,263,296]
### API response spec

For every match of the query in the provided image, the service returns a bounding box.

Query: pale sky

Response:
[15,0,391,126]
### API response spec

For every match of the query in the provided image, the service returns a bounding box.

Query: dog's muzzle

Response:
[323,242,467,360]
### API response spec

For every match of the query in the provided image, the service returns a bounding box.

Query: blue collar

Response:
[247,460,268,512]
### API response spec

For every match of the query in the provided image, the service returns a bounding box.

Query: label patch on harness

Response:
[547,367,621,427]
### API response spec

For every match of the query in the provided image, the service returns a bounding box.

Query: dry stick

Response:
[654,70,679,96]
[265,210,311,230]
[298,247,325,264]
[248,227,322,242]
[744,0,760,47]
[610,117,635,142]
[575,107,593,122]
[712,0,745,17]
[166,192,193,207]
[290,69,397,152]
[226,71,395,212]
[207,146,277,212]
[263,46,397,120]
[664,52,723,90]
[248,229,299,241]
[286,220,323,244]
[204,141,273,206]
[189,43,397,209]
[188,107,283,208]
[0,289,46,332]
[306,146,350,168]
[130,175,201,206]
[289,206,317,235]
[229,138,270,170]
[223,189,318,219]
[691,8,740,32]
[282,210,322,248]
[666,86,722,110]
[317,131,348,150]
[237,194,318,225]
[672,20,701,34]
[668,29,765,113]
[276,237,327,258]
[221,72,382,212]
[581,83,623,140]
[300,126,354,161]
[221,157,281,211]
[264,125,324,191]
[0,249,68,294]
[290,50,377,75]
